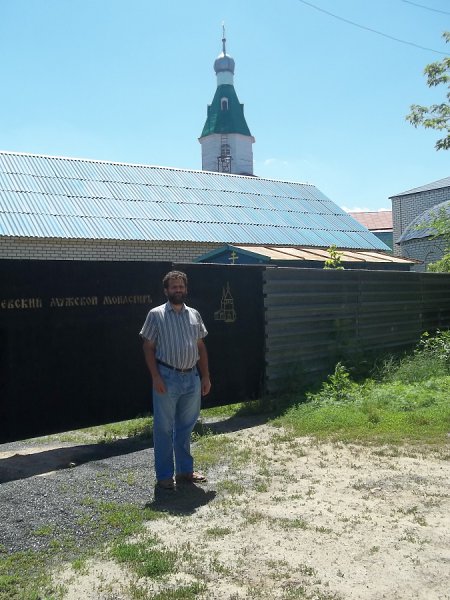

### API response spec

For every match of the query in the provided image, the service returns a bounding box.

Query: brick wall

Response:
[392,185,450,262]
[400,238,446,272]
[0,238,219,261]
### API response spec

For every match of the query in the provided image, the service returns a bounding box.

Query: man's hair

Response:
[163,270,188,289]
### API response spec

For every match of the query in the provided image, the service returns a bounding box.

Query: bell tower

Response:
[199,28,255,176]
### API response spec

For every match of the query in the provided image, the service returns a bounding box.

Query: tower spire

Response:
[199,28,255,176]
[222,22,226,55]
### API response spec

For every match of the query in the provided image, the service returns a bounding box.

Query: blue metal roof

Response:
[0,150,389,250]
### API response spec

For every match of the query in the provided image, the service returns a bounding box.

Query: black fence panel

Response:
[0,260,266,442]
[3,260,450,441]
[0,260,170,442]
[173,263,266,408]
[264,267,450,392]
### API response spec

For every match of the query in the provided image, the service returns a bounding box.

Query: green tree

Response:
[324,245,344,270]
[406,32,450,150]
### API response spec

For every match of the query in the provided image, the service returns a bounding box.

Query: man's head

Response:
[163,271,188,306]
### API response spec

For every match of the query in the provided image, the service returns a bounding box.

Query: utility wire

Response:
[401,0,450,16]
[296,0,450,56]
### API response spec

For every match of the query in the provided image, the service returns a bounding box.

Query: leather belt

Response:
[157,359,196,373]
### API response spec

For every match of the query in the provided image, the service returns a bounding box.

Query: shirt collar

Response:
[165,301,186,313]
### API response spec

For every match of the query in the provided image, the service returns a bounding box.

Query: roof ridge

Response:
[0,149,315,187]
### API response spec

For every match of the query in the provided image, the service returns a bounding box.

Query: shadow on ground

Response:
[0,413,269,484]
[0,437,151,483]
[147,483,217,515]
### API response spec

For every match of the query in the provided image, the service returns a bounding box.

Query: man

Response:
[140,270,211,490]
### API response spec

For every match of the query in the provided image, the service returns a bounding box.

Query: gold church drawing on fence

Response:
[214,282,236,323]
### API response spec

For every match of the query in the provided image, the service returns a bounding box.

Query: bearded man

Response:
[140,270,211,490]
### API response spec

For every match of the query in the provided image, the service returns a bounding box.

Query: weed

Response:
[242,509,266,525]
[413,515,428,527]
[71,557,88,573]
[254,478,269,493]
[315,525,333,534]
[399,506,418,515]
[148,582,207,599]
[209,557,232,575]
[31,525,55,537]
[205,527,232,538]
[306,363,358,406]
[277,518,308,530]
[297,563,317,577]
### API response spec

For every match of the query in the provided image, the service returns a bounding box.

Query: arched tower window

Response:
[221,97,229,111]
[221,143,231,157]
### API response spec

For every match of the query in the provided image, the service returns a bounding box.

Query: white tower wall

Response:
[200,133,255,175]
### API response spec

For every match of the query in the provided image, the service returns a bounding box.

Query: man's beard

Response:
[167,292,186,305]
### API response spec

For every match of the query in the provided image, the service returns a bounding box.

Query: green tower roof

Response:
[200,84,252,138]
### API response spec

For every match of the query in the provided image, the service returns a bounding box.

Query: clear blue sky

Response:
[1,0,449,211]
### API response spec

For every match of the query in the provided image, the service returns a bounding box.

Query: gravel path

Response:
[0,437,155,553]
[0,416,251,554]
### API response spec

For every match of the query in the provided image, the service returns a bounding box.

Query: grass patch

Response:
[0,500,164,599]
[275,331,450,446]
[87,501,162,538]
[36,415,153,445]
[201,398,273,420]
[216,480,245,495]
[191,433,234,470]
[276,378,450,444]
[111,540,176,578]
[0,550,57,600]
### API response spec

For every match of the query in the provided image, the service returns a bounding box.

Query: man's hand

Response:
[201,375,211,396]
[197,339,211,396]
[142,339,166,394]
[152,373,166,395]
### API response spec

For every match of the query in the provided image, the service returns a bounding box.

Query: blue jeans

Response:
[152,365,201,481]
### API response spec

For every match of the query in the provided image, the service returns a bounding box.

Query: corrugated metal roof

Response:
[196,244,416,264]
[349,211,392,231]
[0,150,389,250]
[390,176,450,198]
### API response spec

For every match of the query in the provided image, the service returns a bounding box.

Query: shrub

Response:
[306,363,360,406]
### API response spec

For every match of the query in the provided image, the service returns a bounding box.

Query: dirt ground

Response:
[55,423,450,600]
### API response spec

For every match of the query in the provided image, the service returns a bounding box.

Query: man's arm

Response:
[142,339,166,394]
[197,339,211,396]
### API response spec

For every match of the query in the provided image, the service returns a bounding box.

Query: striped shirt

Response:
[140,302,208,370]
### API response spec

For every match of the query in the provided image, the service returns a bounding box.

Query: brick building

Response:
[0,35,398,267]
[0,150,390,263]
[390,177,450,271]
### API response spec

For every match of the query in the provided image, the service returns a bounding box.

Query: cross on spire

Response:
[222,22,227,54]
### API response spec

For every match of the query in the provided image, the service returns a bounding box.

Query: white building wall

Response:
[0,238,219,262]
[200,133,254,175]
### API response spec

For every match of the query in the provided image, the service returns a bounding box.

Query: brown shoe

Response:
[176,472,207,484]
[157,478,175,490]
